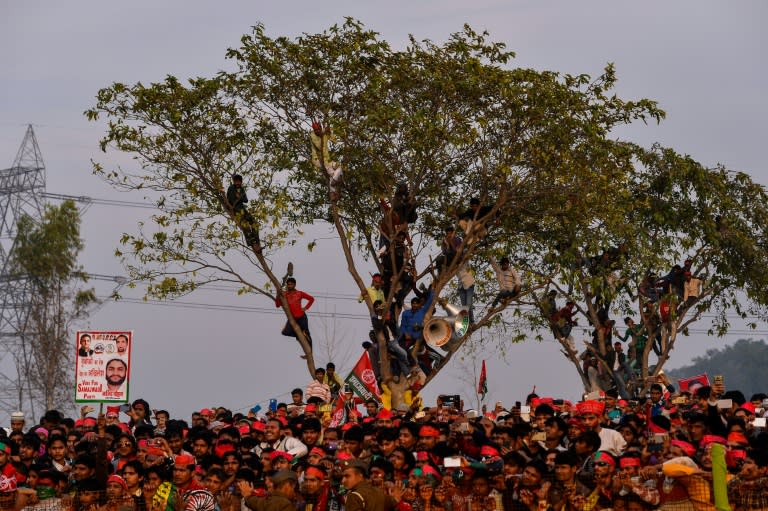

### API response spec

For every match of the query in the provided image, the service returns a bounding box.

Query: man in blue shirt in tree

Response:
[397,284,443,374]
[398,285,435,350]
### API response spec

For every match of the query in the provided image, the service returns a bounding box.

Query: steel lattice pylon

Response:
[0,125,46,423]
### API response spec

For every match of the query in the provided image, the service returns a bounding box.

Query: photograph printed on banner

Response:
[75,331,132,403]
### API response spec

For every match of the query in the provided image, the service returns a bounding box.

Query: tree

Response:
[90,20,745,405]
[517,146,768,397]
[10,200,96,413]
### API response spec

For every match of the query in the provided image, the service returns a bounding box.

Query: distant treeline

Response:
[666,338,768,397]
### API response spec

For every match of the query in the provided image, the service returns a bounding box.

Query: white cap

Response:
[10,411,24,421]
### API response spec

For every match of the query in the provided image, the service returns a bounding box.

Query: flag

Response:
[344,351,381,402]
[328,394,347,428]
[678,374,710,392]
[478,360,488,399]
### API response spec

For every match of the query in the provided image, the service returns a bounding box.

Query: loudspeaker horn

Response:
[423,303,470,351]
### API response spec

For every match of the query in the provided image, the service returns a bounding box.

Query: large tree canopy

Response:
[86,20,767,402]
[517,144,768,395]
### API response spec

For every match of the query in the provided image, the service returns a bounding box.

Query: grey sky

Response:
[1,1,766,420]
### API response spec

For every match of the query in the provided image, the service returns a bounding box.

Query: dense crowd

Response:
[0,375,766,511]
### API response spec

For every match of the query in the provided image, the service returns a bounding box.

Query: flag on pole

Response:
[344,351,381,402]
[328,393,348,428]
[478,360,488,399]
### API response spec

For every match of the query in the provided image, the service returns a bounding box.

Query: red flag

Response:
[478,360,488,398]
[678,374,710,392]
[328,395,347,428]
[344,351,381,402]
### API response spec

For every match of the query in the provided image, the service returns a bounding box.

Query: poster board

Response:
[677,374,710,393]
[75,331,132,403]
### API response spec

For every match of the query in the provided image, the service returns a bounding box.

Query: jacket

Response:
[345,481,395,511]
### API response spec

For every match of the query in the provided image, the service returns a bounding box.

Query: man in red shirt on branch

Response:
[276,277,315,349]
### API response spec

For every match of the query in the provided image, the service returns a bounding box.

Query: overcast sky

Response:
[1,1,766,422]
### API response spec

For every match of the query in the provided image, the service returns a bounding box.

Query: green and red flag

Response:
[328,394,348,427]
[344,351,381,402]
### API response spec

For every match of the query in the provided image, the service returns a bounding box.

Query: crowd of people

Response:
[0,375,766,511]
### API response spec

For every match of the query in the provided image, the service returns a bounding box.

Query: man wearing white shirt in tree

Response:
[457,263,475,323]
[682,271,702,308]
[305,368,332,404]
[490,257,521,307]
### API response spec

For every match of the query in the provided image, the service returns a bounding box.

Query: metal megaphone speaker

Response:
[423,302,470,351]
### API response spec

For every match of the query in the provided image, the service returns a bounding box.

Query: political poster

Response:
[75,331,132,403]
[677,374,710,393]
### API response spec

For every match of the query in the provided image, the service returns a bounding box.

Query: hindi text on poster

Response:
[75,331,133,403]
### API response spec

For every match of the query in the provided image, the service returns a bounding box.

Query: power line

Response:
[98,295,372,321]
[42,192,157,210]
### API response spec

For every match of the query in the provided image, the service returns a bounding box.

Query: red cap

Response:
[270,451,292,462]
[214,443,236,458]
[619,457,641,468]
[671,440,696,457]
[309,447,326,457]
[701,435,727,447]
[593,451,616,467]
[737,402,756,415]
[419,425,440,437]
[421,464,442,480]
[305,466,326,479]
[376,409,393,420]
[727,432,749,445]
[107,475,128,493]
[252,421,266,432]
[146,446,164,457]
[576,400,605,416]
[175,454,196,467]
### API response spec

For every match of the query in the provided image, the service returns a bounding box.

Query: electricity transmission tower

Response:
[0,125,47,422]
